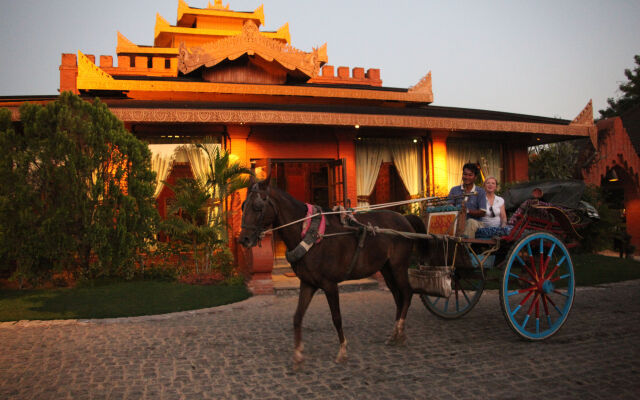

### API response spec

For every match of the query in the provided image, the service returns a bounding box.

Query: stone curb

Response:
[0,295,275,328]
[2,279,638,328]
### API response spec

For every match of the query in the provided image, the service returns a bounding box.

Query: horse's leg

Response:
[323,282,348,363]
[380,264,404,345]
[387,257,413,346]
[293,281,317,366]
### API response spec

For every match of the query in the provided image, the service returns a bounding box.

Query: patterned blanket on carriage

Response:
[475,180,599,243]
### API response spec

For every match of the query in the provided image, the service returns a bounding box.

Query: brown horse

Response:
[238,175,425,365]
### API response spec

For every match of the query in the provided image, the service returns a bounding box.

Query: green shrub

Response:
[0,93,158,286]
[576,185,622,253]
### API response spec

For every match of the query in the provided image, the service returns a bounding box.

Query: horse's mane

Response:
[267,185,307,211]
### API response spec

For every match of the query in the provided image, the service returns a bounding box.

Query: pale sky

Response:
[1,0,638,120]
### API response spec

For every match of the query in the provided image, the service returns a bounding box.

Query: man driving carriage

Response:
[447,162,487,238]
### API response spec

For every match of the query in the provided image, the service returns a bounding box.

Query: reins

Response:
[260,194,470,238]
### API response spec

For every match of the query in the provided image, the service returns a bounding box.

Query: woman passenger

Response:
[481,176,507,228]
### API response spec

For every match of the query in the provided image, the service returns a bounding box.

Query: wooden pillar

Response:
[227,124,274,294]
[504,142,529,183]
[430,130,449,196]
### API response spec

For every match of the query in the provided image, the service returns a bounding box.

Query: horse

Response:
[238,174,426,365]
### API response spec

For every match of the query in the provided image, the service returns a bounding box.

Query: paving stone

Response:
[1,281,639,399]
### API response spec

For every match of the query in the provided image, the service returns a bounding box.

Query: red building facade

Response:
[582,107,640,254]
[1,1,598,293]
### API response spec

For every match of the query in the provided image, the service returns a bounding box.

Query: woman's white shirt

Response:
[481,195,504,228]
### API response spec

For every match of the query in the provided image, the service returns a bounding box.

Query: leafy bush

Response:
[222,274,246,286]
[0,93,158,286]
[161,178,223,273]
[138,264,179,282]
[179,271,225,285]
[211,246,235,279]
[528,142,582,181]
[575,185,622,253]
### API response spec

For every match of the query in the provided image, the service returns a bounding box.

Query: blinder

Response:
[240,183,277,245]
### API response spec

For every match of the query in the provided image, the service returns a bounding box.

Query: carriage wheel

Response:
[499,232,575,340]
[420,268,485,319]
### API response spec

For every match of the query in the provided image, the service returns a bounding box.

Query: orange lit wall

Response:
[245,127,357,205]
[431,131,448,196]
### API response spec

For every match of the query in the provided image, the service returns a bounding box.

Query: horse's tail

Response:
[404,214,428,265]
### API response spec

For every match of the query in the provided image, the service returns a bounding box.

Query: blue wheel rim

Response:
[501,233,574,340]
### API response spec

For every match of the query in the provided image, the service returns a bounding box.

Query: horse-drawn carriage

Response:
[239,177,596,364]
[412,180,596,341]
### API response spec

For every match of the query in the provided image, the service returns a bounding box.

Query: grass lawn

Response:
[572,253,640,286]
[481,252,638,290]
[0,280,251,322]
[1,253,638,322]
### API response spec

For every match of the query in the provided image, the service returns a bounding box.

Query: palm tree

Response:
[195,143,253,243]
[162,178,222,273]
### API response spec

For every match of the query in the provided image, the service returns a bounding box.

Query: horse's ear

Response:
[260,171,271,189]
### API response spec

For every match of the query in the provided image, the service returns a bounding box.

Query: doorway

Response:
[254,158,346,265]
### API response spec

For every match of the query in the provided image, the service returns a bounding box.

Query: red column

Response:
[504,142,529,183]
[227,124,251,240]
[227,125,274,294]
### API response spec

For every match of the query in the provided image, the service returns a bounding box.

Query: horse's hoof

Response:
[385,334,398,346]
[293,347,305,367]
[335,345,348,364]
[385,334,406,346]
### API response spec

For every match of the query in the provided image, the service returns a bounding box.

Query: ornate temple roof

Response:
[66,0,433,103]
[155,0,288,48]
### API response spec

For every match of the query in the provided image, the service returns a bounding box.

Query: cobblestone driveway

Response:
[1,280,639,400]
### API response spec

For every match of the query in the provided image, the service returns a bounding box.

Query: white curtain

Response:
[148,144,181,199]
[150,154,173,198]
[184,143,222,189]
[446,139,502,189]
[389,140,421,197]
[356,141,385,207]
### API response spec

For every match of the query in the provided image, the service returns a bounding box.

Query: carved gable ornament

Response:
[178,20,327,81]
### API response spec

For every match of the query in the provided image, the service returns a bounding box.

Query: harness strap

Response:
[285,204,325,264]
[344,225,368,280]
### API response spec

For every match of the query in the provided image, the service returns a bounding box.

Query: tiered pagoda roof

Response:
[155,0,289,48]
[61,0,433,104]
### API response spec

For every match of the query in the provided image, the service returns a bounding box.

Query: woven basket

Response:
[408,266,452,298]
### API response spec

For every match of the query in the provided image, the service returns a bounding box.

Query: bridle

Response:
[241,183,278,244]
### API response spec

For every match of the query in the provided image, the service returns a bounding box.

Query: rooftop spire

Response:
[208,0,229,10]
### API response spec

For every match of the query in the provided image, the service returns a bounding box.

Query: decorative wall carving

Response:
[571,99,594,125]
[570,99,596,146]
[409,71,433,97]
[178,20,326,78]
[109,107,595,138]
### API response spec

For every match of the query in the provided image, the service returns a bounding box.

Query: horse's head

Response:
[238,174,277,248]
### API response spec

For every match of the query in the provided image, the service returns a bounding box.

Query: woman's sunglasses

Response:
[490,206,495,218]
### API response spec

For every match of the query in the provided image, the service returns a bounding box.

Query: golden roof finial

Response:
[208,0,229,9]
